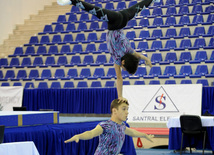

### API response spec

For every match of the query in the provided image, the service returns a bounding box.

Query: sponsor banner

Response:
[0,86,24,111]
[123,84,202,123]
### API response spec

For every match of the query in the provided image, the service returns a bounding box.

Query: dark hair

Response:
[121,53,139,74]
[110,99,129,113]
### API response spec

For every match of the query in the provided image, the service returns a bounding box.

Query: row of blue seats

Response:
[4,51,214,68]
[39,15,214,35]
[0,65,214,81]
[56,5,213,24]
[0,78,211,89]
[67,0,214,14]
[20,36,214,54]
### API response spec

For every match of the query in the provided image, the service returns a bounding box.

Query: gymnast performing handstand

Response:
[58,0,158,102]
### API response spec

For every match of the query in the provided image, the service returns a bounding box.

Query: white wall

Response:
[0,0,55,45]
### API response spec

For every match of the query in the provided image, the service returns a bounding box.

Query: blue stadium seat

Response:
[91,81,102,88]
[116,1,126,10]
[191,5,203,14]
[144,66,162,78]
[38,82,48,89]
[134,30,150,41]
[63,34,74,44]
[21,57,31,67]
[16,70,27,80]
[70,6,80,14]
[164,17,176,27]
[204,25,214,37]
[64,23,76,33]
[177,16,190,26]
[134,81,145,85]
[52,35,62,44]
[191,38,206,49]
[0,70,3,79]
[37,46,47,55]
[75,68,91,79]
[105,81,115,87]
[53,69,66,80]
[196,79,209,86]
[89,68,105,79]
[161,40,177,51]
[138,9,150,18]
[174,65,192,78]
[150,29,163,39]
[95,55,107,65]
[121,70,130,79]
[190,15,204,26]
[149,17,164,28]
[1,82,10,87]
[125,20,137,29]
[160,52,177,64]
[100,22,108,30]
[89,22,100,31]
[45,56,55,66]
[25,36,39,46]
[205,38,214,49]
[60,45,71,54]
[67,68,78,78]
[13,47,24,56]
[105,3,114,10]
[146,40,162,52]
[205,50,214,63]
[77,81,88,88]
[203,14,214,25]
[149,80,160,85]
[53,24,64,33]
[57,56,67,66]
[75,33,86,42]
[136,41,149,52]
[70,55,81,65]
[40,69,52,80]
[64,81,74,88]
[40,25,53,34]
[178,6,190,16]
[28,69,39,80]
[85,43,96,53]
[104,56,114,66]
[68,14,78,23]
[123,81,130,85]
[205,65,214,77]
[25,46,35,55]
[72,44,83,53]
[165,80,176,84]
[159,66,177,78]
[79,13,90,22]
[55,15,66,24]
[128,1,137,7]
[177,27,191,38]
[99,32,107,42]
[191,26,206,37]
[98,43,108,53]
[152,8,163,17]
[50,82,61,89]
[9,58,20,67]
[103,68,116,79]
[204,5,214,14]
[33,57,43,67]
[165,7,177,17]
[12,82,21,88]
[76,23,88,32]
[5,70,15,79]
[86,33,100,43]
[39,35,50,45]
[175,39,192,50]
[0,58,8,67]
[179,0,190,5]
[151,53,162,64]
[81,55,94,66]
[25,82,34,89]
[180,80,192,84]
[190,65,208,78]
[165,0,176,6]
[135,18,150,28]
[126,31,136,40]
[129,67,147,79]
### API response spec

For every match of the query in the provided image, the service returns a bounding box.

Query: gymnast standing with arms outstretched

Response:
[58,0,158,102]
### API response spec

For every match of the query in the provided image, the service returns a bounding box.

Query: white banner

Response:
[0,86,24,111]
[123,84,203,123]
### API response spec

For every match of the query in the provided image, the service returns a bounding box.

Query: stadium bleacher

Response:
[0,0,213,88]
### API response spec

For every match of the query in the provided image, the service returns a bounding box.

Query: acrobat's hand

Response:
[145,134,154,143]
[64,135,80,143]
[118,97,128,104]
[145,59,152,68]
[57,0,71,5]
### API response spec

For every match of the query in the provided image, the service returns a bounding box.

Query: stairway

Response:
[0,2,71,58]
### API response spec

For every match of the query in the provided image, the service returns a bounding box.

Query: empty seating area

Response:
[0,0,214,88]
